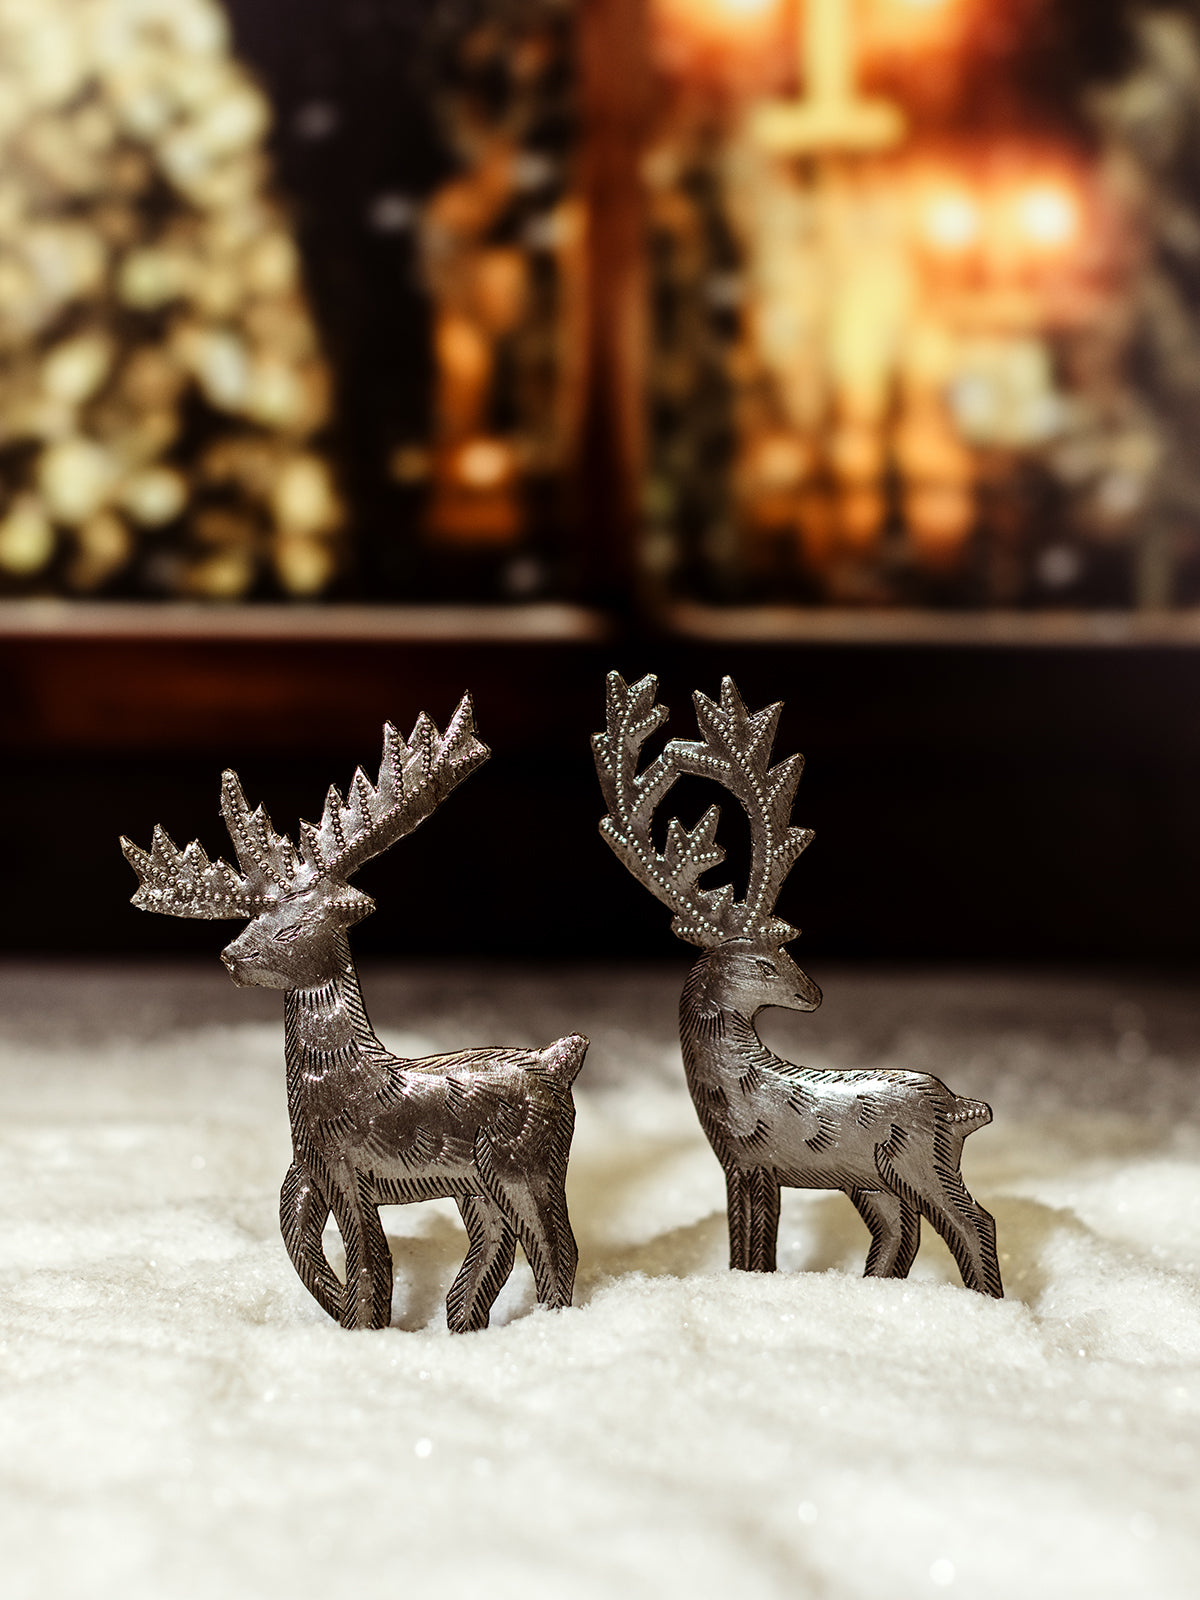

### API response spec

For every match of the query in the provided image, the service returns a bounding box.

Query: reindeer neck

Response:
[679,957,773,1069]
[284,934,390,1110]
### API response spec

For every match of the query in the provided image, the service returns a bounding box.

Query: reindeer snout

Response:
[220,947,257,986]
[795,978,822,1011]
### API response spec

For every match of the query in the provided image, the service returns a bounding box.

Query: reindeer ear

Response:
[331,888,375,926]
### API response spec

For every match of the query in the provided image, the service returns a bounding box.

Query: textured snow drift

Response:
[0,963,1198,1600]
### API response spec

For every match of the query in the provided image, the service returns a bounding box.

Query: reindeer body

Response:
[594,673,1002,1297]
[124,699,585,1331]
[278,940,584,1330]
[679,948,999,1290]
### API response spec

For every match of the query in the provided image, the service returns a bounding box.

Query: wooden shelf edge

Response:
[0,599,614,644]
[9,597,1200,650]
[662,601,1200,648]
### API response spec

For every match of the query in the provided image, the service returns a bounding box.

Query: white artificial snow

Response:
[1,963,1198,1600]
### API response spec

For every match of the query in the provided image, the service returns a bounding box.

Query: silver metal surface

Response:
[594,672,1002,1296]
[122,696,585,1331]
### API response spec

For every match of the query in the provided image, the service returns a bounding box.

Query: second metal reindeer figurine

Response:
[594,672,1002,1297]
[122,696,586,1331]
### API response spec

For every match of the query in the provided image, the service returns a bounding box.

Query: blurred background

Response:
[3,0,1200,965]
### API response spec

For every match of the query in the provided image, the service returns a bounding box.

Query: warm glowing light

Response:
[750,433,811,489]
[861,0,961,57]
[455,438,514,490]
[1015,184,1078,249]
[657,0,778,39]
[714,0,774,14]
[921,190,980,254]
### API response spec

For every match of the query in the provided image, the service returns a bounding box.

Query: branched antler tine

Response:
[408,711,437,777]
[350,767,375,830]
[119,833,153,879]
[120,818,258,920]
[310,696,490,880]
[662,805,725,878]
[380,720,408,796]
[218,769,253,871]
[766,750,805,818]
[592,684,669,816]
[321,784,347,851]
[667,675,811,942]
[593,671,738,946]
[219,769,293,893]
[298,819,326,875]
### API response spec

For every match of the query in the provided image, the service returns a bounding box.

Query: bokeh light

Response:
[921,188,981,253]
[1015,183,1079,249]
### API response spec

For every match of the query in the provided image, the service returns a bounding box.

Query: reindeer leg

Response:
[850,1188,920,1279]
[482,1171,577,1310]
[329,1169,393,1329]
[878,1145,1002,1298]
[726,1167,752,1270]
[279,1161,342,1320]
[926,1171,1002,1298]
[528,1178,578,1310]
[447,1195,517,1333]
[747,1169,781,1273]
[475,1131,578,1310]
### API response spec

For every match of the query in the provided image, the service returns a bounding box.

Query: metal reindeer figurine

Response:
[122,697,586,1331]
[594,672,1002,1297]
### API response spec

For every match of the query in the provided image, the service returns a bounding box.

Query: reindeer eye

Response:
[272,923,306,943]
[755,958,776,976]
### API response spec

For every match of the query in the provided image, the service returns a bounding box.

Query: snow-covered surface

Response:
[1,961,1199,1600]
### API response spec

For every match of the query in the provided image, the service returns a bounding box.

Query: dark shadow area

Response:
[8,637,1200,961]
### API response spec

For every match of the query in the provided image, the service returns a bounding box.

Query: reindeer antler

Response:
[120,827,266,919]
[672,677,812,946]
[593,672,732,947]
[123,767,312,917]
[593,672,812,948]
[292,694,489,883]
[122,696,490,920]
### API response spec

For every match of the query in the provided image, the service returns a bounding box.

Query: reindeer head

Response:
[121,697,489,991]
[593,672,822,1017]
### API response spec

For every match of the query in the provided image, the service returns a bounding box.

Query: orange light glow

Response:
[656,0,777,34]
[455,438,514,490]
[653,0,779,55]
[1014,184,1078,249]
[860,0,962,57]
[921,189,980,254]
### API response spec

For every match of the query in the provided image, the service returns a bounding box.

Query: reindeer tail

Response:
[942,1096,993,1134]
[543,1032,589,1089]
